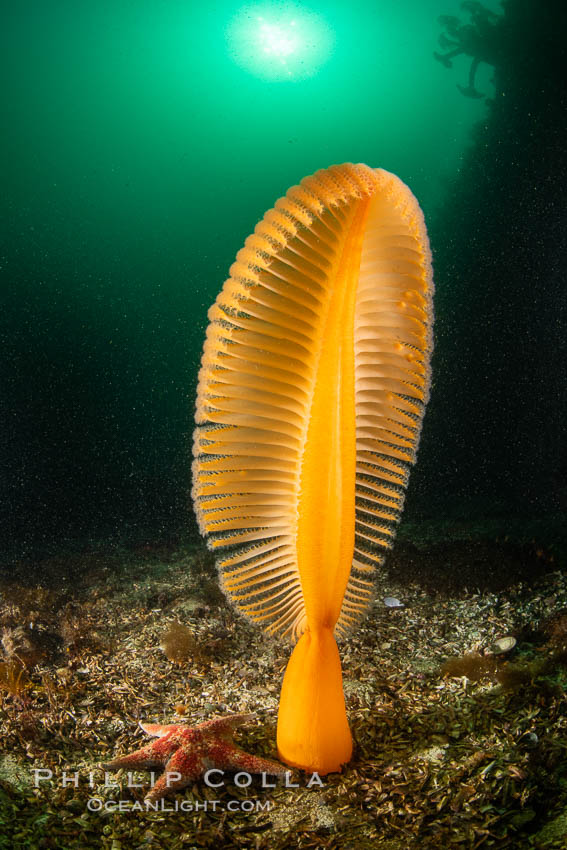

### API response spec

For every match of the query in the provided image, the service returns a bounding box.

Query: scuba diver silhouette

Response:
[434,1,502,98]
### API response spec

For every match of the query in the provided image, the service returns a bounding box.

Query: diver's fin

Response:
[457,84,484,98]
[434,51,453,68]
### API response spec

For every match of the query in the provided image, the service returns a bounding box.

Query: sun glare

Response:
[259,18,298,58]
[227,5,334,81]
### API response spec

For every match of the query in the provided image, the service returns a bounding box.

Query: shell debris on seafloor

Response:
[485,635,516,655]
[384,597,405,608]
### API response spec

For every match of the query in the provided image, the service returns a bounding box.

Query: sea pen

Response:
[192,163,434,773]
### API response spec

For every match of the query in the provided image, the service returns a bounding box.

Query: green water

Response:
[2,0,497,287]
[4,0,564,552]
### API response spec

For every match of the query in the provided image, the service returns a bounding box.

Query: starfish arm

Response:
[145,749,200,802]
[198,713,257,737]
[141,722,188,738]
[209,742,287,776]
[102,736,178,770]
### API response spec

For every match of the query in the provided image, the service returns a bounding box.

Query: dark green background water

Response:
[2,0,565,556]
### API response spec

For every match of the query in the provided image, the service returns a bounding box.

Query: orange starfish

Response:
[103,713,286,802]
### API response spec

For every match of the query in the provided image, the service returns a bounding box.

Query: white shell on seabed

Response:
[384,597,404,608]
[486,635,516,655]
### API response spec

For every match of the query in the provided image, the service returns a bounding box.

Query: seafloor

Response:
[1,522,566,849]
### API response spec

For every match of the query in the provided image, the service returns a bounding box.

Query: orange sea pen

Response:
[192,163,434,774]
